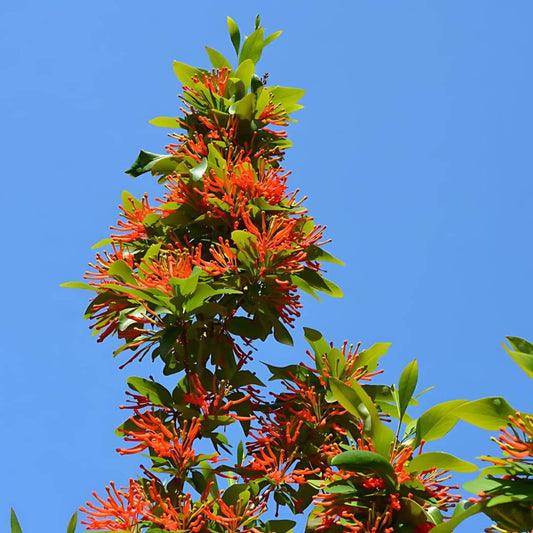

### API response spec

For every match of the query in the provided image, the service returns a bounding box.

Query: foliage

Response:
[12,16,532,533]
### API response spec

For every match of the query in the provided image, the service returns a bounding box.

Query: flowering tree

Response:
[11,16,533,533]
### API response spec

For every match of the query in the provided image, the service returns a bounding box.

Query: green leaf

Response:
[231,370,265,388]
[397,498,434,526]
[264,519,296,533]
[356,343,391,373]
[331,450,397,490]
[327,347,346,377]
[407,452,477,473]
[414,399,468,447]
[66,512,77,533]
[239,27,264,65]
[234,59,255,90]
[151,156,183,177]
[305,245,345,265]
[127,377,173,407]
[190,157,207,181]
[303,327,329,374]
[236,440,244,465]
[506,336,533,354]
[294,268,343,298]
[10,509,22,533]
[149,116,180,128]
[264,30,283,48]
[270,86,305,114]
[222,483,250,507]
[226,316,265,339]
[125,150,166,177]
[329,378,395,457]
[454,397,516,430]
[205,46,232,70]
[172,61,203,86]
[227,16,241,55]
[231,229,258,249]
[398,359,418,420]
[108,259,136,284]
[504,337,533,379]
[431,502,483,533]
[273,320,294,346]
[230,93,255,120]
[91,238,112,249]
[60,281,96,291]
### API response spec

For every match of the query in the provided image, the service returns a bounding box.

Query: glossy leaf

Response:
[454,397,516,430]
[239,27,264,65]
[398,359,418,420]
[331,450,397,490]
[190,157,207,181]
[205,46,232,70]
[231,93,255,120]
[355,342,391,373]
[270,86,305,114]
[127,376,173,407]
[10,509,22,533]
[234,59,255,90]
[504,337,533,379]
[172,61,203,86]
[329,378,395,457]
[326,347,346,377]
[406,452,477,473]
[414,399,468,447]
[227,16,240,55]
[303,327,329,375]
[108,259,136,284]
[125,150,166,177]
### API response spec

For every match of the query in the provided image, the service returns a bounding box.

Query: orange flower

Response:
[146,480,211,532]
[80,479,149,531]
[494,412,533,461]
[110,193,157,242]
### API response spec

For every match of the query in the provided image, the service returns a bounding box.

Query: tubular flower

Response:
[146,480,211,532]
[110,193,157,242]
[80,480,150,531]
[204,494,266,533]
[118,412,206,476]
[494,412,533,461]
[132,250,194,295]
[416,469,461,511]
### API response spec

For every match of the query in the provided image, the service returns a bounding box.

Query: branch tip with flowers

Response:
[9,15,531,533]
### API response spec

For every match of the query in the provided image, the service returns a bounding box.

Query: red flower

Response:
[80,479,149,531]
[110,193,157,242]
[494,412,533,461]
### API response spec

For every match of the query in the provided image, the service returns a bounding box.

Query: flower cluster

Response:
[68,17,497,533]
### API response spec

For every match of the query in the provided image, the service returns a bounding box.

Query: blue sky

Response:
[2,1,532,531]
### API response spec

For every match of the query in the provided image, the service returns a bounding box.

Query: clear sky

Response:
[2,1,532,531]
